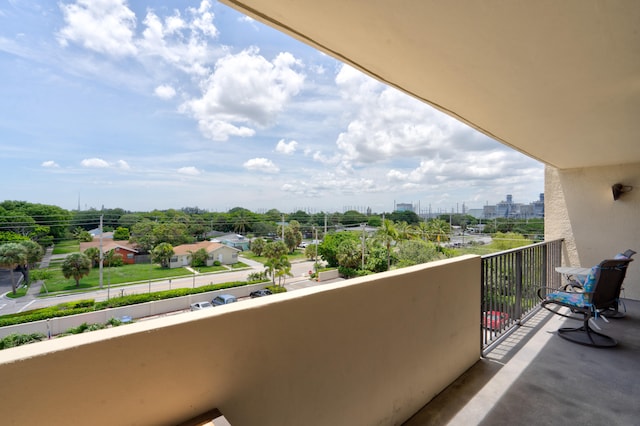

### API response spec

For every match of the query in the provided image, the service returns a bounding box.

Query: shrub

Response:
[266,285,287,294]
[30,269,53,281]
[213,260,221,266]
[338,266,359,278]
[0,333,46,350]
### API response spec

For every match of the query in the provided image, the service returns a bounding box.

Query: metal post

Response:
[515,251,523,321]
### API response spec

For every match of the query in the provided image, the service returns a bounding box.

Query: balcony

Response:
[407,296,640,425]
[2,240,636,425]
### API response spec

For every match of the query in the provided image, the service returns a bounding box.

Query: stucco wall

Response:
[545,164,640,299]
[0,255,481,426]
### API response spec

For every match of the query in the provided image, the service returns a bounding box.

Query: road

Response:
[0,258,324,316]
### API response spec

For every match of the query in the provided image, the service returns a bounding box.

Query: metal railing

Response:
[481,239,563,352]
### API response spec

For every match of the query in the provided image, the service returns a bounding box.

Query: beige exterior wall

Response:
[545,164,640,299]
[210,245,239,264]
[0,255,480,426]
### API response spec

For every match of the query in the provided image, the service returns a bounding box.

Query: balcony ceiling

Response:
[221,0,640,170]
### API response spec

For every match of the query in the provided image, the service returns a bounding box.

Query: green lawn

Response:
[189,264,228,274]
[40,263,195,293]
[4,286,28,299]
[52,240,79,255]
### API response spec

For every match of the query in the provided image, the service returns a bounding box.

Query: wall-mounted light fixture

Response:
[612,183,633,200]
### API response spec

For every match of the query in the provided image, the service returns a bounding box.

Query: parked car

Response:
[190,301,213,311]
[212,294,238,306]
[250,289,272,298]
[482,311,509,330]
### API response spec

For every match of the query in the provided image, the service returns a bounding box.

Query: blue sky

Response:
[0,0,544,214]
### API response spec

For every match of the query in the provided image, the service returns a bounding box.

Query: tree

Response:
[336,239,361,269]
[61,252,91,287]
[0,243,28,294]
[341,210,367,226]
[191,248,208,267]
[395,221,413,241]
[317,232,360,267]
[83,247,100,267]
[19,240,44,284]
[130,220,157,252]
[230,207,254,234]
[428,219,450,243]
[263,241,288,259]
[283,221,302,253]
[274,255,293,286]
[263,241,288,284]
[396,239,439,267]
[388,210,420,224]
[250,238,266,256]
[113,227,130,241]
[304,244,318,261]
[104,249,123,267]
[73,227,93,242]
[364,243,389,273]
[152,242,174,268]
[376,219,399,270]
[414,221,430,241]
[20,240,44,268]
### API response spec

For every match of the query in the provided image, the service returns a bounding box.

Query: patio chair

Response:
[539,257,633,347]
[561,249,635,318]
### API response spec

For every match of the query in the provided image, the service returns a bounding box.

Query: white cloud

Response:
[57,0,219,76]
[41,160,59,168]
[57,0,138,57]
[275,139,298,155]
[81,158,110,168]
[177,166,201,176]
[180,48,305,141]
[137,1,219,76]
[243,158,279,173]
[117,160,130,170]
[154,84,176,100]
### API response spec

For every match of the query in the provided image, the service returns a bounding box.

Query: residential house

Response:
[213,233,251,251]
[79,240,138,265]
[169,241,239,268]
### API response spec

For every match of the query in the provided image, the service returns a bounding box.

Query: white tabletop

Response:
[555,266,592,276]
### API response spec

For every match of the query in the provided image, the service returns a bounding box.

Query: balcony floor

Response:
[405,299,640,425]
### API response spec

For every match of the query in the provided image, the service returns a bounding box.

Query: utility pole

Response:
[314,226,318,273]
[99,215,103,289]
[361,222,366,269]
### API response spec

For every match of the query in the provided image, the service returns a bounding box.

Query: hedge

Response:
[0,280,268,327]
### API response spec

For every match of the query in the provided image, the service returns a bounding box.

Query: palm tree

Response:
[376,219,399,270]
[61,253,91,287]
[84,247,100,267]
[19,240,44,285]
[414,221,430,241]
[152,242,174,268]
[274,255,293,286]
[0,243,28,295]
[428,219,450,244]
[395,221,413,241]
[232,210,250,235]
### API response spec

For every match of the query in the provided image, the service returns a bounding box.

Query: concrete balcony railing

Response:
[0,255,481,425]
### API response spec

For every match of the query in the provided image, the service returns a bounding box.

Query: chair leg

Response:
[557,316,617,347]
